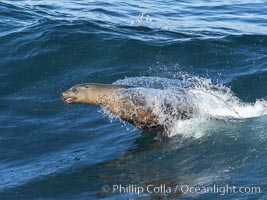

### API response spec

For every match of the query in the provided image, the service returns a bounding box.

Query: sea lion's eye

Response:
[72,88,77,93]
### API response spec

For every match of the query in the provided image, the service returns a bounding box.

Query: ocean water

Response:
[1,0,267,199]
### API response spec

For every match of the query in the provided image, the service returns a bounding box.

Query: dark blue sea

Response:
[1,0,267,199]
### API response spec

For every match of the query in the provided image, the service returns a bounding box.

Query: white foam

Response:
[189,88,267,119]
[110,76,267,138]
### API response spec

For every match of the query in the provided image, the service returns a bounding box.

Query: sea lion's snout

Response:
[61,89,77,104]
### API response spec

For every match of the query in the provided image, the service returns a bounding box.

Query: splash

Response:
[130,12,152,27]
[102,75,267,138]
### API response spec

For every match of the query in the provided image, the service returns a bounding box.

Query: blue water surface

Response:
[0,0,267,199]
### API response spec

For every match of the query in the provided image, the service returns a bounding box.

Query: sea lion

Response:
[61,83,196,135]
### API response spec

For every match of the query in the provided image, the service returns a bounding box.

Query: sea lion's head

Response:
[61,83,133,105]
[61,84,95,104]
[61,85,89,104]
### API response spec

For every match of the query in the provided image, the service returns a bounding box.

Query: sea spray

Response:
[100,75,267,138]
